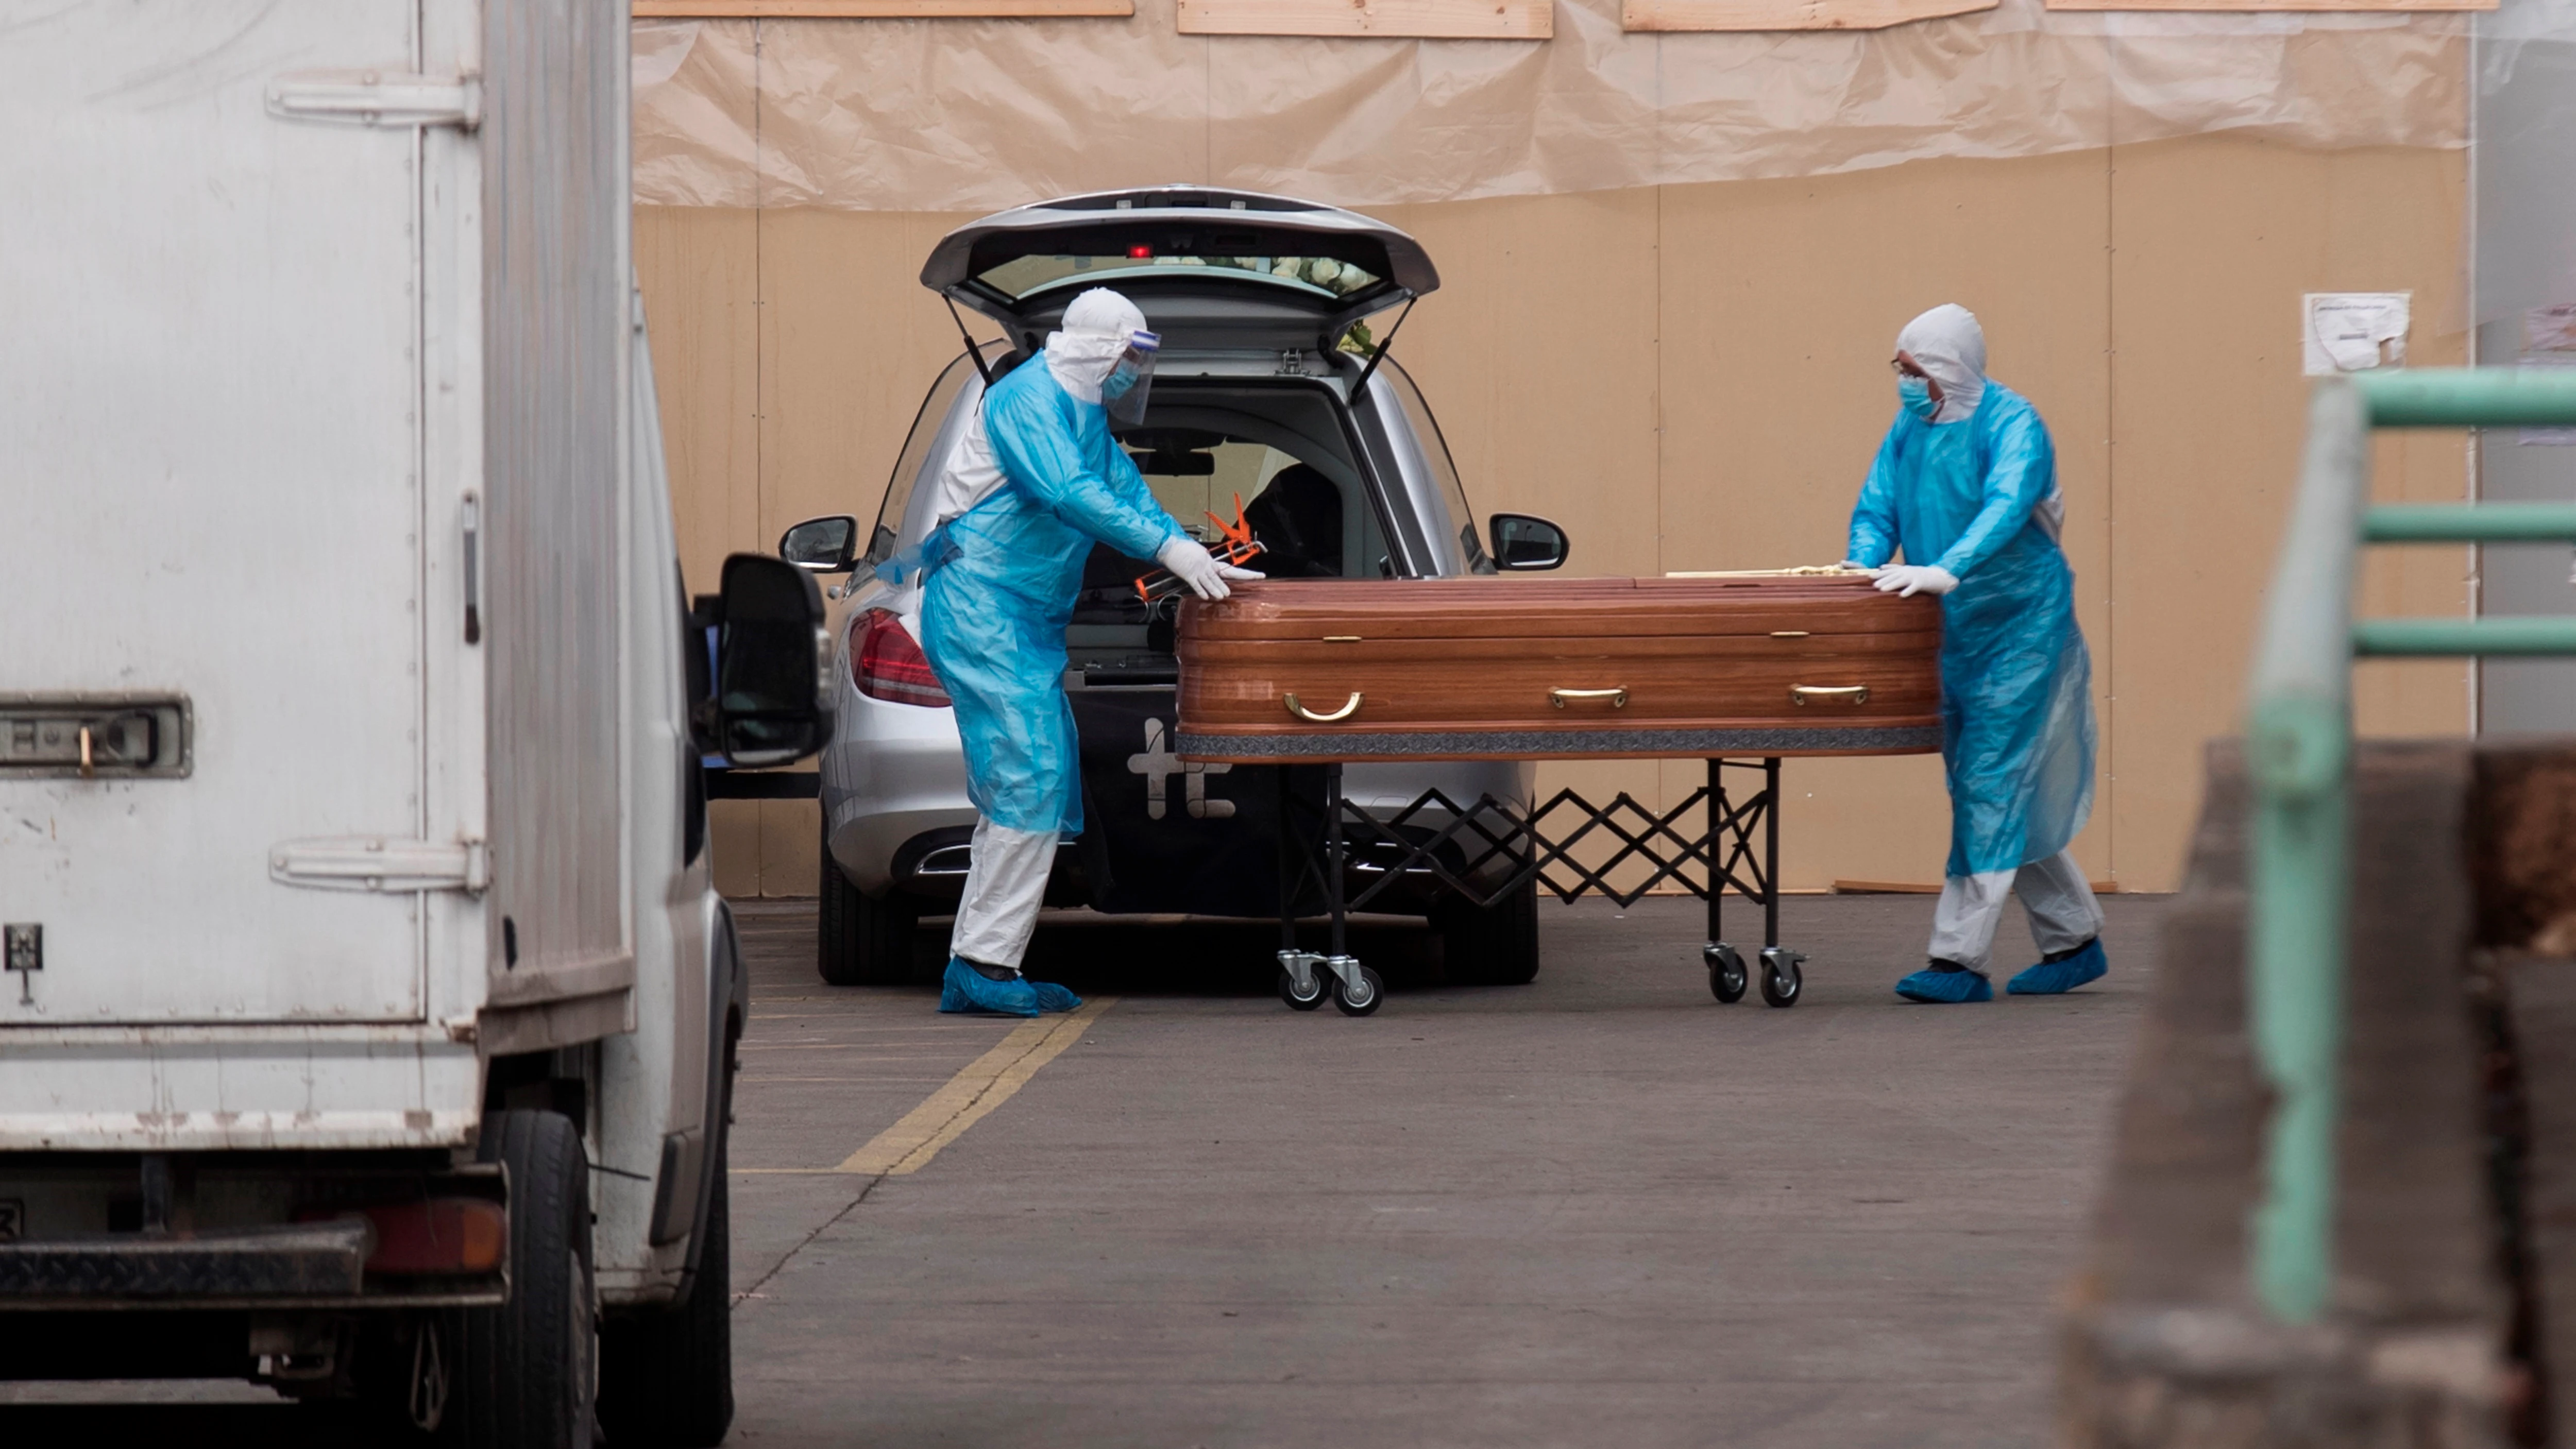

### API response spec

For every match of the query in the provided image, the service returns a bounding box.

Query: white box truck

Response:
[0,3,829,1443]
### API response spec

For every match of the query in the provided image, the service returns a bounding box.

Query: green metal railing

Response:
[2247,367,2576,1322]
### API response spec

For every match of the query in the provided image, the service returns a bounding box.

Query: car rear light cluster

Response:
[852,608,951,708]
[300,1198,508,1275]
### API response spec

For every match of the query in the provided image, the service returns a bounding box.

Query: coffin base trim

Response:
[1175,724,1943,761]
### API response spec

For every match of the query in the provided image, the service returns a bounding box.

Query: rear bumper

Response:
[0,1029,481,1152]
[0,1219,503,1311]
[0,1220,367,1304]
[0,1155,511,1312]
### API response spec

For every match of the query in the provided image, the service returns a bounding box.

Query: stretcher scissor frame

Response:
[1267,757,1802,1016]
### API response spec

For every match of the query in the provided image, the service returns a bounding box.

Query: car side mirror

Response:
[1489,513,1569,571]
[779,515,861,574]
[699,554,832,768]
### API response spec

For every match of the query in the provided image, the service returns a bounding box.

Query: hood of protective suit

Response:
[1896,304,1987,425]
[1044,288,1148,404]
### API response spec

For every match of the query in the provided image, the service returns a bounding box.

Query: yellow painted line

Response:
[828,997,1115,1175]
[727,1000,1115,1177]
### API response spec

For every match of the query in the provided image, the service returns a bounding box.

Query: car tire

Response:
[598,1133,734,1448]
[460,1109,597,1449]
[1435,880,1541,986]
[818,819,920,986]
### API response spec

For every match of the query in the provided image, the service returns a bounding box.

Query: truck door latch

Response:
[266,71,482,130]
[269,837,489,895]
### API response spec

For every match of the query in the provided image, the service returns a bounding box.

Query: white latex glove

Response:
[1870,564,1958,598]
[1157,537,1263,601]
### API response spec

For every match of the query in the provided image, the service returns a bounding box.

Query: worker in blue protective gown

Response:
[1842,304,2109,1004]
[907,288,1261,1016]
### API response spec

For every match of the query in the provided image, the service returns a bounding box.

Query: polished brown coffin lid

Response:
[1180,574,1939,642]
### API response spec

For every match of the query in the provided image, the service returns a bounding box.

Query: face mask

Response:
[1897,374,1937,421]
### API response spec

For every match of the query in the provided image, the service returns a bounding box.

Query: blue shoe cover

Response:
[1895,966,1993,1003]
[1028,979,1083,1013]
[938,958,1041,1016]
[2007,939,2108,996]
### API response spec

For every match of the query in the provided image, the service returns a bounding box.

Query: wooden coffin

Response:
[1174,574,1943,762]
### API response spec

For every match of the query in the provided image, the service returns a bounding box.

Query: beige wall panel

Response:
[637,207,779,888]
[1177,0,1553,36]
[1371,190,1666,581]
[707,800,765,899]
[636,206,763,607]
[1657,151,2114,890]
[2107,137,2467,891]
[1375,191,1676,861]
[759,799,824,898]
[651,143,2465,899]
[750,209,985,893]
[757,208,991,551]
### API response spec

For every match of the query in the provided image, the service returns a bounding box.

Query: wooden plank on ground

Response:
[1623,0,1992,31]
[2046,0,2487,11]
[1829,878,2122,894]
[633,0,1132,16]
[1177,0,1551,37]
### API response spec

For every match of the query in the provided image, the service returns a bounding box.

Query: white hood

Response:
[1896,303,1987,425]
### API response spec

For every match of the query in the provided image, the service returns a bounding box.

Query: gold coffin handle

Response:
[1791,685,1871,707]
[1550,687,1629,710]
[1284,691,1364,724]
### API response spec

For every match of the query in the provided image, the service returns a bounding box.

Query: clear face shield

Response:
[1100,330,1160,424]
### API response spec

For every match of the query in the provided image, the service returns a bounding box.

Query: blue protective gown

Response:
[1845,381,2095,879]
[918,361,1183,837]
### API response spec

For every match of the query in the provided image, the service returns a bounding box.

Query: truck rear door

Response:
[0,0,442,1024]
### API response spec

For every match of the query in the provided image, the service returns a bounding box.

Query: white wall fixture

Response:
[2303,292,2413,377]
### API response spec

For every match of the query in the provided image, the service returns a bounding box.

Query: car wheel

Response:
[818,819,921,986]
[599,1131,734,1448]
[460,1110,597,1449]
[1434,880,1541,986]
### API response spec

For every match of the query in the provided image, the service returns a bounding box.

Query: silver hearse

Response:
[778,187,1571,994]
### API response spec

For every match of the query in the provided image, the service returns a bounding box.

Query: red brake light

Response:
[852,608,951,708]
[299,1198,506,1275]
[1128,245,1153,259]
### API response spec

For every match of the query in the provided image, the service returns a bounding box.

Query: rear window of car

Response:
[977,254,1380,302]
[1132,382,1391,581]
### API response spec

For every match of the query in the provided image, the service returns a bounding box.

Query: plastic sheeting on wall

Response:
[632,0,2470,212]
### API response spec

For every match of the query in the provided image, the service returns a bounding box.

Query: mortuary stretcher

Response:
[1175,573,1944,1014]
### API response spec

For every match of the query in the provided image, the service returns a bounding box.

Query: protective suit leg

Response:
[949,818,1054,970]
[939,818,1083,1014]
[1925,870,2017,973]
[2014,851,2103,955]
[2006,852,2108,994]
[1896,869,2012,1002]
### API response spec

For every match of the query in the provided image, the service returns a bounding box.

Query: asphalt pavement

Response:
[0,891,2161,1447]
[720,891,2162,1448]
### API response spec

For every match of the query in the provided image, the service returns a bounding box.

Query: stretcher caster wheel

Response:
[1333,965,1384,1017]
[1704,943,1749,1004]
[1279,967,1327,1011]
[1758,948,1804,1008]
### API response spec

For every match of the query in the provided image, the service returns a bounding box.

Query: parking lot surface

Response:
[0,892,2161,1446]
[721,892,2160,1448]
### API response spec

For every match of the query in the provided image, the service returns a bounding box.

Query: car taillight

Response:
[298,1198,507,1275]
[852,608,951,707]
